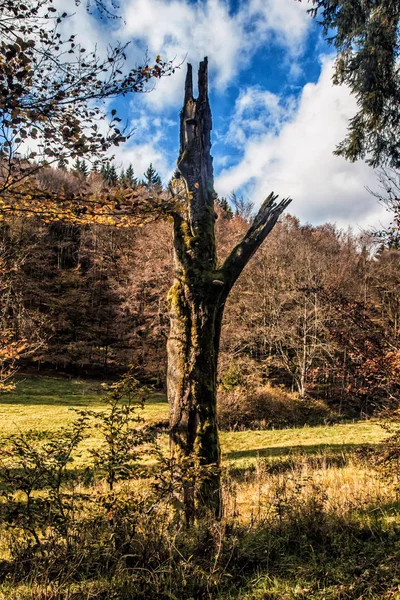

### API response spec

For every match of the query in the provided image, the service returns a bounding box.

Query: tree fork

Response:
[167,58,291,522]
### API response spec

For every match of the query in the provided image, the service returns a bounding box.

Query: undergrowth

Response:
[0,378,399,599]
[1,471,399,599]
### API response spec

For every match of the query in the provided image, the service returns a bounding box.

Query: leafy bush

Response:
[373,415,400,494]
[82,376,155,491]
[0,375,160,574]
[218,383,334,430]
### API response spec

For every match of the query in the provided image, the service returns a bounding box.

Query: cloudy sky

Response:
[60,0,390,230]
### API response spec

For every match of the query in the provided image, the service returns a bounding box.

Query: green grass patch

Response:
[0,376,387,470]
[0,376,169,439]
[0,376,398,600]
[221,421,386,468]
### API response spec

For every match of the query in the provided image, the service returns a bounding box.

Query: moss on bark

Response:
[167,59,290,523]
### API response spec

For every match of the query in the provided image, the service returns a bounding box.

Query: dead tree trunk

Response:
[167,58,291,523]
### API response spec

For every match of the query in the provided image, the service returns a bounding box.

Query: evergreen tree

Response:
[307,0,400,168]
[100,163,109,180]
[107,164,118,186]
[73,158,89,178]
[125,164,137,188]
[167,168,182,188]
[143,163,162,188]
[217,196,233,217]
[57,157,68,170]
[100,162,118,186]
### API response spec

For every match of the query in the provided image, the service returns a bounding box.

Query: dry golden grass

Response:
[223,455,395,524]
[0,374,399,600]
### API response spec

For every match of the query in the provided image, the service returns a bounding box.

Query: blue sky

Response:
[58,0,389,230]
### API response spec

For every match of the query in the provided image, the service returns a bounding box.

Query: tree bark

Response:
[167,58,292,522]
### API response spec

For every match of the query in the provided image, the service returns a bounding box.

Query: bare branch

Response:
[220,192,292,291]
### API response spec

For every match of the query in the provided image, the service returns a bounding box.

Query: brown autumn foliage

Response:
[1,165,399,420]
[0,233,47,390]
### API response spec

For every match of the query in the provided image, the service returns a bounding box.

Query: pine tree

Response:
[100,163,118,186]
[167,168,182,189]
[143,163,162,188]
[217,197,233,218]
[307,0,400,168]
[73,158,89,178]
[107,164,118,186]
[58,157,68,170]
[100,163,109,180]
[125,164,137,188]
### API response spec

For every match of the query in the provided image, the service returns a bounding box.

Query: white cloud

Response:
[225,86,297,147]
[112,140,171,183]
[119,0,312,110]
[216,57,389,230]
[241,0,310,54]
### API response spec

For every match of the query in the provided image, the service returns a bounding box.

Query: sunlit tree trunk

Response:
[167,58,291,522]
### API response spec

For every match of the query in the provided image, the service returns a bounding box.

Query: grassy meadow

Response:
[0,376,399,599]
[1,375,385,452]
[0,376,168,436]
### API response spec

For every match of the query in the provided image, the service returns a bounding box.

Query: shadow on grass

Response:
[0,462,160,493]
[0,377,167,407]
[226,503,400,600]
[0,395,166,407]
[225,443,381,479]
[225,442,380,461]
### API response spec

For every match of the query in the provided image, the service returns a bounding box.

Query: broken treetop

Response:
[178,57,215,227]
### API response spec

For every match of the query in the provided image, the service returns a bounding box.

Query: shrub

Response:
[0,374,158,575]
[219,356,266,392]
[218,383,334,430]
[373,414,400,493]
